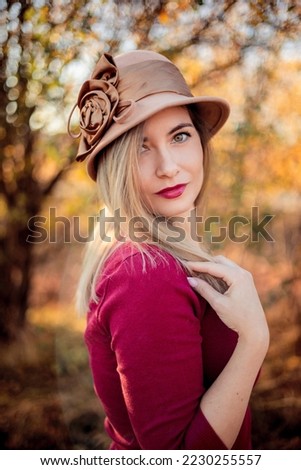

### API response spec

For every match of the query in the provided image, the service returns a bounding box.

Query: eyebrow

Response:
[143,123,194,142]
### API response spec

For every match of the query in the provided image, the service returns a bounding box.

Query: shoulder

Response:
[89,242,204,321]
[100,242,185,287]
[85,243,207,350]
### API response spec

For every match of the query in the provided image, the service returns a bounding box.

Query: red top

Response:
[85,243,252,450]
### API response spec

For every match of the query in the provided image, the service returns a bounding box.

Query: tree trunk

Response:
[0,224,33,342]
[0,168,43,343]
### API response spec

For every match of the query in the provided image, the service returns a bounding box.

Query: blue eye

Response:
[173,132,191,143]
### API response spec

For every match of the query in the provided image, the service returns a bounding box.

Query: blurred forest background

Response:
[0,0,301,450]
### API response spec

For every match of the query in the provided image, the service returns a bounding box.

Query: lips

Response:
[155,183,187,199]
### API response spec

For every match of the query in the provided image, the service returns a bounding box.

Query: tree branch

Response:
[42,165,70,197]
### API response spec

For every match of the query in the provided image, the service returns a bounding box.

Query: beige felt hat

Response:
[68,50,230,181]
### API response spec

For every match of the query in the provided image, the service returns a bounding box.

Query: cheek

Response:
[137,172,155,212]
[187,145,203,174]
[193,156,203,173]
[137,161,152,194]
[138,165,150,198]
[188,147,204,192]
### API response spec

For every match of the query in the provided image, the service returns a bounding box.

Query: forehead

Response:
[142,106,192,134]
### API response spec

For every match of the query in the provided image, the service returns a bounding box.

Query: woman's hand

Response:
[187,256,269,347]
[187,255,269,448]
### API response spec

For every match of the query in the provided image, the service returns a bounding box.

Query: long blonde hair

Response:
[76,105,226,315]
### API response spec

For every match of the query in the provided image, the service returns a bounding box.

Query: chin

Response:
[156,206,194,219]
[166,200,196,216]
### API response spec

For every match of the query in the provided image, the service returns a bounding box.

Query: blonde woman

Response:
[69,50,269,450]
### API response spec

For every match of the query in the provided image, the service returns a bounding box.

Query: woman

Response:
[69,50,269,450]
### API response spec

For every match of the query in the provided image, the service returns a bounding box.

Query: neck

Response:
[169,208,202,247]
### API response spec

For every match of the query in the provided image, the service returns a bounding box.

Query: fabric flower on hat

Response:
[76,54,119,162]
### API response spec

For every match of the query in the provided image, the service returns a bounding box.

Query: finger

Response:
[187,277,224,309]
[187,261,235,286]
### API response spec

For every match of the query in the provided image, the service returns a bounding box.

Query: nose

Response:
[155,147,179,178]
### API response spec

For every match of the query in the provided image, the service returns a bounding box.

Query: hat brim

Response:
[86,92,230,180]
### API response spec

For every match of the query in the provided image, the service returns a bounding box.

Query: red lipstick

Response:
[155,184,187,199]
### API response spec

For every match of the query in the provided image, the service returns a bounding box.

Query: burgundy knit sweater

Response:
[84,243,252,450]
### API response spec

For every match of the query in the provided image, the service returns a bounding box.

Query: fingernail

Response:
[187,277,198,288]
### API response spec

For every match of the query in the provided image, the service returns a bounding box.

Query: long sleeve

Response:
[85,246,233,449]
